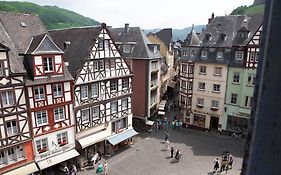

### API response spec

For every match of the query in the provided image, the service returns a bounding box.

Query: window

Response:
[1,91,14,106]
[81,85,88,100]
[111,101,118,113]
[235,51,244,60]
[239,32,248,39]
[98,60,104,70]
[93,61,98,70]
[36,138,48,153]
[182,65,187,73]
[199,66,207,74]
[92,106,100,120]
[201,50,208,59]
[233,72,240,84]
[121,98,128,110]
[110,80,118,92]
[153,45,158,53]
[198,82,205,91]
[214,67,222,76]
[187,82,193,90]
[34,86,44,101]
[36,111,48,126]
[181,80,187,89]
[104,40,109,49]
[247,74,256,86]
[53,84,62,97]
[0,63,4,76]
[43,57,54,72]
[211,100,219,109]
[150,95,156,106]
[151,61,158,71]
[193,114,206,127]
[7,148,16,162]
[122,78,129,89]
[190,49,195,57]
[54,107,64,122]
[91,83,99,97]
[81,109,90,123]
[6,120,18,136]
[0,151,5,165]
[213,84,221,92]
[123,45,131,53]
[197,98,204,106]
[250,52,255,62]
[182,50,188,56]
[227,115,249,131]
[112,118,128,133]
[57,132,68,146]
[245,96,253,108]
[231,93,238,104]
[16,145,25,160]
[217,51,223,60]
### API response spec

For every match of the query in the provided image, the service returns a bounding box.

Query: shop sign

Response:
[193,109,220,117]
[232,112,250,118]
[39,145,71,159]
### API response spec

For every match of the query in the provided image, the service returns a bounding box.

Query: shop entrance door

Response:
[210,116,219,130]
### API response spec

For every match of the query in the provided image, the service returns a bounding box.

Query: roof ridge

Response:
[0,10,39,17]
[48,25,100,32]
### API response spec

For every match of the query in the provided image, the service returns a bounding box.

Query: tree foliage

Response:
[0,1,100,29]
[231,4,264,15]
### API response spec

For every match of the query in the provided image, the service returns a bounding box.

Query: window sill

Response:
[196,104,204,108]
[232,82,240,85]
[246,84,255,87]
[199,73,207,75]
[54,96,63,98]
[35,99,45,102]
[37,123,49,127]
[211,107,219,111]
[2,104,16,108]
[212,91,220,94]
[198,89,205,92]
[7,133,19,138]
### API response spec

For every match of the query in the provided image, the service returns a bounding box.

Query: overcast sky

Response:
[8,0,254,29]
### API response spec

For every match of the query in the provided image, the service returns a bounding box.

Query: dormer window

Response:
[123,45,131,53]
[43,57,54,72]
[217,51,223,60]
[239,32,248,39]
[235,51,244,60]
[201,50,208,59]
[98,38,109,50]
[205,33,212,41]
[153,45,158,53]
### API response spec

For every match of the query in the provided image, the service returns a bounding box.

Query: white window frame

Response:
[92,106,100,120]
[111,101,118,114]
[197,98,204,106]
[43,57,54,72]
[80,85,88,100]
[198,82,205,91]
[214,67,222,76]
[53,83,62,97]
[121,97,128,110]
[231,93,238,104]
[235,51,244,60]
[7,148,16,162]
[247,74,256,86]
[6,120,18,136]
[54,107,64,122]
[250,52,255,62]
[34,86,45,101]
[123,45,131,53]
[93,61,98,71]
[81,109,90,123]
[199,66,207,74]
[217,51,223,60]
[36,111,48,126]
[57,132,68,145]
[211,100,219,109]
[213,84,221,93]
[182,64,187,73]
[1,90,14,106]
[110,80,118,92]
[16,145,25,160]
[36,138,48,153]
[0,62,4,76]
[122,78,129,89]
[98,60,104,70]
[0,151,5,165]
[201,50,207,59]
[245,96,253,108]
[91,83,99,97]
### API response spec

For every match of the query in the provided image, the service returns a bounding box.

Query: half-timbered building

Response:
[0,19,37,175]
[110,24,162,129]
[50,23,136,163]
[0,12,78,172]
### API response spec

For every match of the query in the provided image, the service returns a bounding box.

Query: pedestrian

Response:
[156,121,159,132]
[165,140,170,151]
[165,131,169,142]
[170,147,174,158]
[71,164,77,175]
[172,120,175,129]
[175,149,181,162]
[98,150,102,161]
[228,154,233,169]
[63,164,69,175]
[213,157,220,173]
[104,161,108,175]
[179,120,183,130]
[91,152,99,165]
[176,120,179,129]
[96,162,103,174]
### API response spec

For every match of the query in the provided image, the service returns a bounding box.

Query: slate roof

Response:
[199,15,263,48]
[49,27,100,77]
[0,21,26,74]
[156,28,172,48]
[184,29,200,47]
[0,11,46,54]
[109,27,162,59]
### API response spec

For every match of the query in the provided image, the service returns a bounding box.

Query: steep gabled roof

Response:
[49,27,100,77]
[109,27,161,59]
[199,14,263,47]
[185,29,200,47]
[0,21,26,74]
[156,28,172,48]
[0,11,47,53]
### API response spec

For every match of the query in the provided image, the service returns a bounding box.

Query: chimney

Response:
[124,23,129,32]
[208,13,215,24]
[63,41,71,50]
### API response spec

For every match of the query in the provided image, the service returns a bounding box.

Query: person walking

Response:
[70,164,77,175]
[213,157,220,173]
[96,162,103,174]
[165,140,170,151]
[170,147,174,158]
[175,149,181,162]
[104,161,108,175]
[228,154,233,169]
[165,131,169,142]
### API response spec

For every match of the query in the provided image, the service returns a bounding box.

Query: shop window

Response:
[193,114,206,127]
[226,115,249,131]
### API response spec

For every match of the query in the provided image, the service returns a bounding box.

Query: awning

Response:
[37,149,79,170]
[158,111,165,115]
[3,162,38,175]
[159,106,165,111]
[78,130,110,149]
[107,128,138,146]
[146,120,155,126]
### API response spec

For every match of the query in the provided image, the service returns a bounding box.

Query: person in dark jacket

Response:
[170,147,174,158]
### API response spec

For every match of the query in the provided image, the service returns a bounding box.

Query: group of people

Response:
[156,118,188,131]
[90,151,109,174]
[164,132,182,162]
[63,164,77,175]
[213,154,234,174]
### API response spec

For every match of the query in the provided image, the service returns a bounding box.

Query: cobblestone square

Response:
[78,128,245,175]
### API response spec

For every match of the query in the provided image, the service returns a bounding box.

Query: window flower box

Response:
[39,147,47,153]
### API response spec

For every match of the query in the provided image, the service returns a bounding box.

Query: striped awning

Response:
[158,111,165,115]
[3,162,38,175]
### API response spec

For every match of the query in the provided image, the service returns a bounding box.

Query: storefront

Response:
[193,114,206,128]
[3,162,38,175]
[226,115,249,132]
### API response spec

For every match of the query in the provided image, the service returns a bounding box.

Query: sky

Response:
[7,0,254,29]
